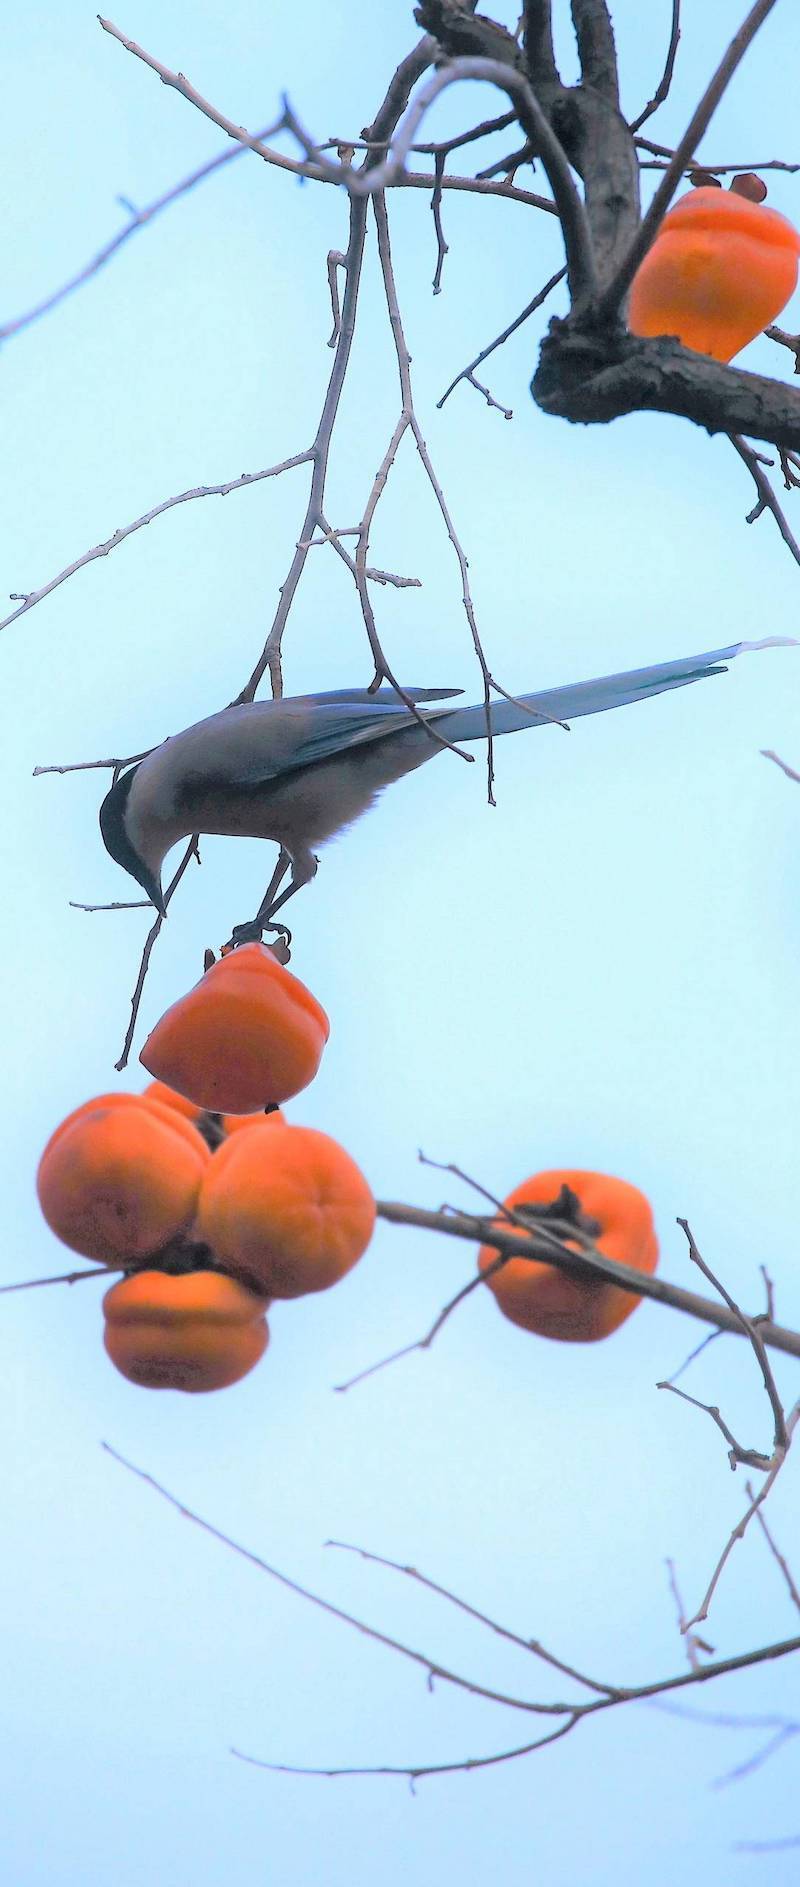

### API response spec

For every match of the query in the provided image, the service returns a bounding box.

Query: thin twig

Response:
[762,749,800,784]
[240,192,369,700]
[34,751,151,777]
[463,370,513,419]
[334,1248,510,1393]
[635,137,800,174]
[341,57,597,307]
[70,898,152,913]
[98,20,555,214]
[437,267,566,410]
[684,1403,800,1628]
[729,434,800,572]
[233,1715,580,1783]
[657,1380,771,1471]
[630,0,682,132]
[106,1443,800,1784]
[1,457,311,637]
[0,119,283,343]
[766,324,800,373]
[324,1541,621,1697]
[716,1723,799,1783]
[239,44,434,700]
[99,1445,572,1719]
[665,1558,710,1672]
[430,151,448,294]
[663,1326,724,1386]
[748,1482,800,1614]
[114,838,200,1071]
[678,1219,787,1451]
[373,193,518,795]
[0,1264,122,1295]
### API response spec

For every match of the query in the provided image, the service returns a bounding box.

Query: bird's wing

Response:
[157,694,458,793]
[276,698,461,770]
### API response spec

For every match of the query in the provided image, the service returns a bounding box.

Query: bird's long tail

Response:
[429,638,794,742]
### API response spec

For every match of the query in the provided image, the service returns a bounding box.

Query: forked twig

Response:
[105,1444,800,1785]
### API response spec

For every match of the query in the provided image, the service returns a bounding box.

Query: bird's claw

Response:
[225,916,292,957]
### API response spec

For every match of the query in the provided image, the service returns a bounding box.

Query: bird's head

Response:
[99,766,167,917]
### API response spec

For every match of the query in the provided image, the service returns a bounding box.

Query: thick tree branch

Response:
[373,1200,800,1363]
[522,1,560,93]
[570,0,620,106]
[533,328,800,449]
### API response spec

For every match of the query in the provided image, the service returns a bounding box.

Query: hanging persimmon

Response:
[102,1269,270,1392]
[194,1121,376,1297]
[628,184,800,362]
[140,943,329,1114]
[477,1169,658,1343]
[37,1098,209,1264]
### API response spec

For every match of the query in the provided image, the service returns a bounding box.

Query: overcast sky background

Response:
[3,3,800,1882]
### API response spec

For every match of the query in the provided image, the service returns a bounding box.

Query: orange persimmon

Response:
[37,1099,209,1264]
[477,1169,658,1343]
[629,185,800,362]
[140,943,329,1114]
[194,1121,375,1297]
[102,1269,269,1392]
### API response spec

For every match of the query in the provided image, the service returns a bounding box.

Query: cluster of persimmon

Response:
[477,1169,659,1344]
[36,944,375,1392]
[629,174,800,363]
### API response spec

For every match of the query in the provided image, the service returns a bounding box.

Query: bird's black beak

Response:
[136,864,166,917]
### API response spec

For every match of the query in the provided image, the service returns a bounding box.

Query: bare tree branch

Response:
[662,1326,724,1386]
[0,1263,122,1295]
[106,1444,800,1785]
[630,0,681,132]
[522,2,560,93]
[114,837,200,1071]
[748,1483,800,1615]
[570,0,620,106]
[99,1445,572,1718]
[437,265,566,410]
[679,1219,787,1451]
[766,324,800,372]
[665,1558,711,1671]
[344,55,597,307]
[324,1540,621,1696]
[1,456,312,637]
[730,434,800,571]
[233,1716,580,1783]
[98,18,555,214]
[685,1404,800,1628]
[0,119,284,344]
[657,1379,772,1472]
[373,1200,800,1364]
[533,329,800,451]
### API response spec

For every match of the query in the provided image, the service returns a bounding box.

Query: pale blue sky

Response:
[3,3,800,1882]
